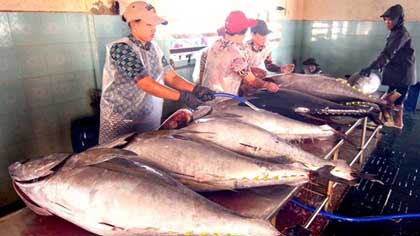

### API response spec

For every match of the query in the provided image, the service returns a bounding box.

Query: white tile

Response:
[0,13,13,47]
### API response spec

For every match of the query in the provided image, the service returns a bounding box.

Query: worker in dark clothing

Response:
[359,4,417,129]
[302,57,322,74]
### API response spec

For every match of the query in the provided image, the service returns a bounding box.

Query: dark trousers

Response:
[404,82,420,112]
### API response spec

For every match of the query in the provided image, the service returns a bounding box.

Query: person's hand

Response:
[179,91,202,109]
[192,85,215,102]
[251,67,267,79]
[359,67,372,77]
[265,82,279,93]
[280,64,295,73]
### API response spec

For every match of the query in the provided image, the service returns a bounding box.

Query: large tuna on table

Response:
[266,73,397,107]
[9,148,280,236]
[177,118,358,183]
[123,131,312,191]
[247,89,382,124]
[211,103,336,140]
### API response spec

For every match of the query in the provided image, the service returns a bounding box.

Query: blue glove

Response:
[359,67,372,77]
[193,85,215,102]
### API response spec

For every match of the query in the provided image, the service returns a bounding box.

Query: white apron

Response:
[99,37,168,144]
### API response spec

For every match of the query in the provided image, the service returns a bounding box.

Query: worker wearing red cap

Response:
[201,11,279,95]
[99,1,215,144]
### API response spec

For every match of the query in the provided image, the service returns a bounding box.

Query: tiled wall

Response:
[0,12,96,207]
[272,20,304,67]
[93,15,130,88]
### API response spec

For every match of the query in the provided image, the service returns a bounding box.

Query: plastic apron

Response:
[246,41,271,68]
[99,38,167,144]
[202,39,250,96]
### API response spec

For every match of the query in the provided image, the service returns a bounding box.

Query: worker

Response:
[246,19,295,75]
[192,27,226,85]
[302,57,323,74]
[359,4,416,129]
[99,1,215,144]
[201,11,279,96]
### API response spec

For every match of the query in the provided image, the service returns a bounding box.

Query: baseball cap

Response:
[251,19,272,36]
[122,1,168,25]
[302,57,319,66]
[225,11,257,34]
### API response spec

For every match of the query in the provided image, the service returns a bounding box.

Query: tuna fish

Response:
[9,148,280,236]
[211,103,336,140]
[247,89,382,124]
[123,131,312,191]
[177,118,358,182]
[266,73,397,107]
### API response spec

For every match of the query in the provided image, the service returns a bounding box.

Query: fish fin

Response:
[173,130,216,141]
[98,222,125,231]
[175,174,236,192]
[353,171,384,185]
[63,148,136,170]
[171,132,215,143]
[239,143,260,152]
[92,132,136,149]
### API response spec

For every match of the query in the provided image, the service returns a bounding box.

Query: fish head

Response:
[9,153,71,182]
[330,160,359,182]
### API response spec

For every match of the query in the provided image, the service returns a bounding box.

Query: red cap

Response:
[225,11,257,34]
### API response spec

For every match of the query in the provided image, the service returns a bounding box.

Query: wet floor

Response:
[324,112,420,236]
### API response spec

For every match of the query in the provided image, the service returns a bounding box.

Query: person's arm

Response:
[241,71,279,93]
[164,70,194,92]
[264,54,295,73]
[231,56,278,93]
[264,54,281,73]
[136,76,181,100]
[361,29,410,76]
[137,76,202,108]
[370,30,410,70]
[162,53,214,101]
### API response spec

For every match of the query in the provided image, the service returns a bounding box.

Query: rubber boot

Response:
[394,105,404,129]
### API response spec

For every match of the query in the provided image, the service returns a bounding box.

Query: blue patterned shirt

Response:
[109,35,171,83]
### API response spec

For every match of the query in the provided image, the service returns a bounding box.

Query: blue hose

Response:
[214,92,247,103]
[214,92,261,111]
[290,199,420,222]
